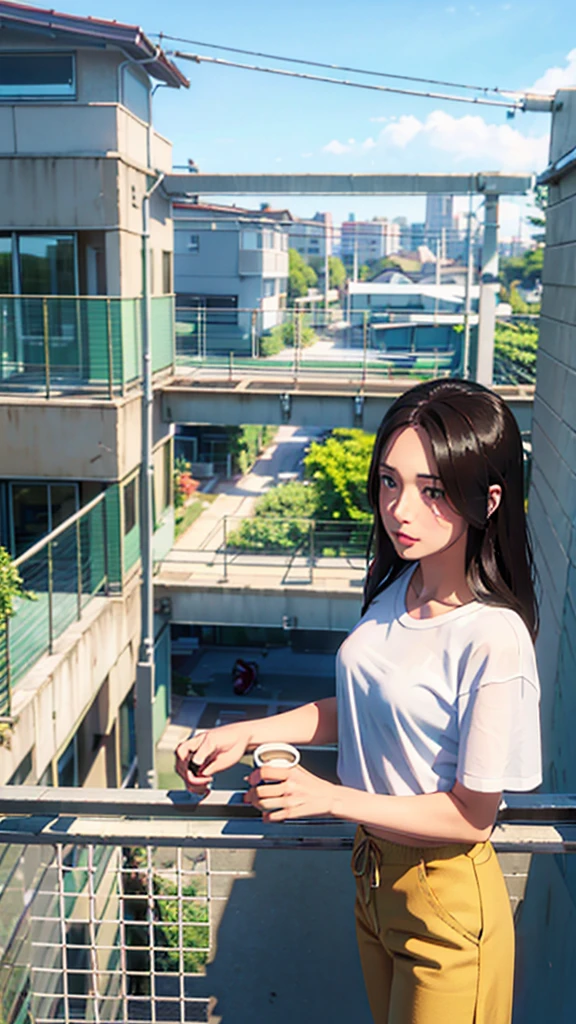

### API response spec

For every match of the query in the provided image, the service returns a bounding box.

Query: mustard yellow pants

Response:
[352,825,514,1024]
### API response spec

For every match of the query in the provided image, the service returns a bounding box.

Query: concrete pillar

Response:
[475,195,499,386]
[514,88,576,1024]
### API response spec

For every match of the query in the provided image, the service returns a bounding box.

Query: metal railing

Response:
[159,515,372,586]
[0,787,573,1024]
[174,305,538,388]
[0,294,174,398]
[0,492,121,717]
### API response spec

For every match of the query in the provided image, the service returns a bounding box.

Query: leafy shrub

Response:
[259,320,317,356]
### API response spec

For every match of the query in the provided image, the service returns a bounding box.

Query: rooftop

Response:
[0,0,189,88]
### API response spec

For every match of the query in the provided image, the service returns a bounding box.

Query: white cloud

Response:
[323,139,352,155]
[379,109,548,171]
[530,48,576,94]
[322,110,547,172]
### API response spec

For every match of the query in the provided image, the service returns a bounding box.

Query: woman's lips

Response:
[395,531,418,545]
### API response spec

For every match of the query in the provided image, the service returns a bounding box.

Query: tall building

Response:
[425,195,465,260]
[288,211,334,261]
[341,218,400,265]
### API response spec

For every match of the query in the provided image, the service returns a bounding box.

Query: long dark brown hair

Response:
[362,378,538,639]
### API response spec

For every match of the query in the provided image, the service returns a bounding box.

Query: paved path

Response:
[173,425,323,554]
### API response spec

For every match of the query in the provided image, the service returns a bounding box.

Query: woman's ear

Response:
[487,484,502,518]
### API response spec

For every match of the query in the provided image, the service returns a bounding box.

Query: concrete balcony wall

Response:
[1,575,141,786]
[516,87,576,1024]
[238,250,288,276]
[0,391,171,481]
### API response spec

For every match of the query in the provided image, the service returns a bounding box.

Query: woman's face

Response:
[378,426,468,561]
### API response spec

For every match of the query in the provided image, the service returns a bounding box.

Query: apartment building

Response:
[173,202,289,352]
[288,211,334,261]
[0,1,188,791]
[341,216,401,265]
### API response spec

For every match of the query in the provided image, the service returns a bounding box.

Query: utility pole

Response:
[434,237,441,325]
[324,216,329,315]
[353,230,358,284]
[135,171,164,790]
[463,196,474,379]
[476,195,499,386]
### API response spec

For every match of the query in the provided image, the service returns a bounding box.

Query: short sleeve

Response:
[457,676,542,792]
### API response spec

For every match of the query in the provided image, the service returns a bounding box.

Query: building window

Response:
[123,478,137,536]
[0,53,75,99]
[119,687,136,783]
[162,251,172,294]
[241,231,261,250]
[262,279,276,298]
[188,234,200,253]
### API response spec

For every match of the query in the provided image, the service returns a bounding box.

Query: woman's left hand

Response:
[244,765,337,822]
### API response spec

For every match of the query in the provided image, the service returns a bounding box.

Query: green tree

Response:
[500,248,544,291]
[288,248,317,301]
[328,256,347,289]
[304,428,374,521]
[527,184,547,243]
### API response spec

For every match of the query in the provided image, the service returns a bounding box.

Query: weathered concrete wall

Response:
[156,582,363,633]
[0,391,171,481]
[515,87,576,1023]
[0,576,141,786]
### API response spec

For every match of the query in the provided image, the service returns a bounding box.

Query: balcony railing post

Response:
[228,351,234,383]
[42,296,51,400]
[76,516,82,621]
[102,494,110,596]
[47,539,54,655]
[362,310,368,386]
[251,308,257,359]
[309,519,315,583]
[222,516,229,581]
[106,297,114,399]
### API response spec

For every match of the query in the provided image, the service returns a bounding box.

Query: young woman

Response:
[175,378,542,1024]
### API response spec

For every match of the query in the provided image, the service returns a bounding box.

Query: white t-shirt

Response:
[336,565,542,796]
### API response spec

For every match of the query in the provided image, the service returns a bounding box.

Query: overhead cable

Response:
[172,52,524,109]
[157,33,516,96]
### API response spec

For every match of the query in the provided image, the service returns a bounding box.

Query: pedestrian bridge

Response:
[162,368,535,433]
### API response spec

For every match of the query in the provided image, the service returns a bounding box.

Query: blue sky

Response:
[55,0,576,235]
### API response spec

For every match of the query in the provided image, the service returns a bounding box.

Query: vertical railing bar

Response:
[106,297,114,400]
[47,539,54,656]
[76,517,82,621]
[177,846,185,1023]
[87,845,101,1024]
[362,310,368,387]
[102,497,110,597]
[206,848,212,966]
[117,847,130,1024]
[42,296,51,400]
[310,519,315,584]
[222,516,228,582]
[57,844,71,1024]
[146,845,157,1024]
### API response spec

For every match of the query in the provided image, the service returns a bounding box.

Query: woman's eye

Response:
[424,486,446,501]
[379,474,396,489]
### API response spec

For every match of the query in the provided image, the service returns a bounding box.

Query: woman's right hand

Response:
[174,724,251,794]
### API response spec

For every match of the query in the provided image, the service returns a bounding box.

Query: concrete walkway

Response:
[172,425,324,555]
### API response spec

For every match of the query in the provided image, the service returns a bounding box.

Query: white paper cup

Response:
[253,742,300,773]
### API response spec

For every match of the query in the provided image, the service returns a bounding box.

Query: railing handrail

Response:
[0,292,175,301]
[1,786,571,819]
[0,787,574,854]
[13,490,107,569]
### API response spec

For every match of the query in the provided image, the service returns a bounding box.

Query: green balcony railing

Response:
[0,294,175,398]
[0,490,124,717]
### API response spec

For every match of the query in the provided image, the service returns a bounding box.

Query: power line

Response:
[172,52,524,110]
[157,32,517,97]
